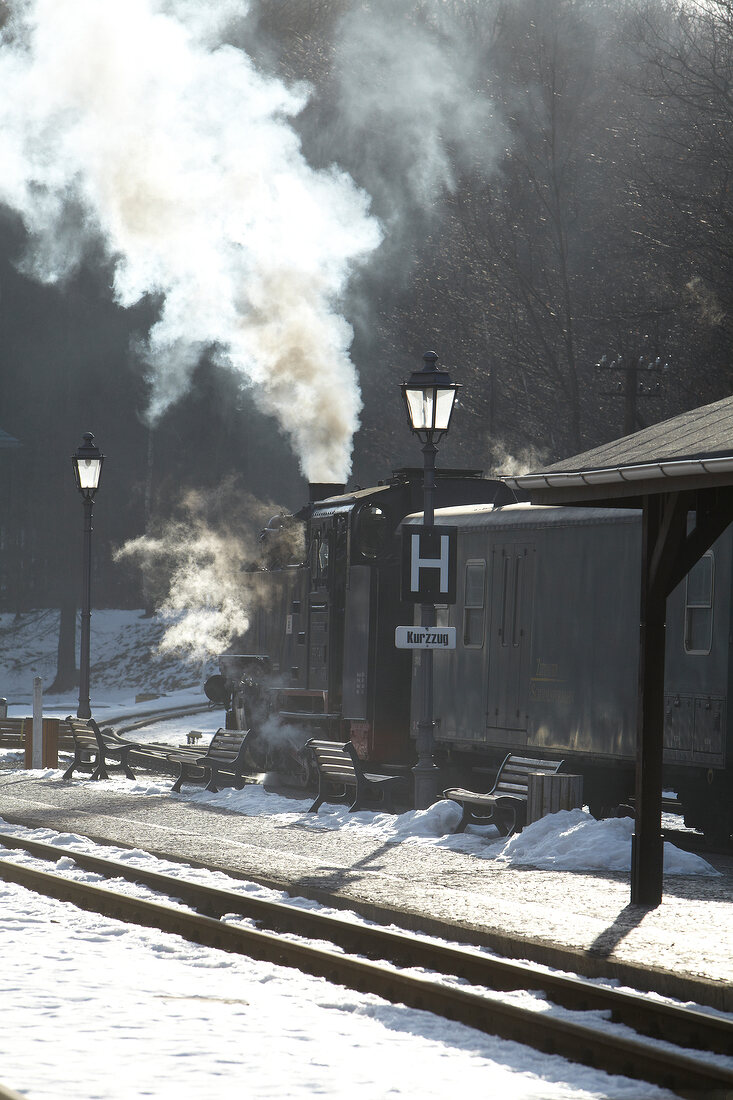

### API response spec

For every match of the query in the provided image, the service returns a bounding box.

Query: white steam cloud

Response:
[488,443,547,478]
[329,0,504,221]
[0,0,381,481]
[115,480,303,660]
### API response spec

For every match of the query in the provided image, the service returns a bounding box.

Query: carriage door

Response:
[486,542,534,737]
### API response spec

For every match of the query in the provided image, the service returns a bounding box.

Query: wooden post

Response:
[632,496,665,906]
[42,718,59,768]
[31,677,43,769]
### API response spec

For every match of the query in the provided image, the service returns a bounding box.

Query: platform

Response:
[0,770,731,1011]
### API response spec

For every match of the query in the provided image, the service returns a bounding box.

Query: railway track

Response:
[0,832,730,1098]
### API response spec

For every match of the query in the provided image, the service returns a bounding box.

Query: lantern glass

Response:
[72,433,104,498]
[404,385,436,432]
[76,456,102,491]
[403,383,458,437]
[434,386,458,431]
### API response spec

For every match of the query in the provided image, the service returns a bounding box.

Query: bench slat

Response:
[63,717,137,781]
[169,728,251,794]
[443,753,564,837]
[305,738,402,814]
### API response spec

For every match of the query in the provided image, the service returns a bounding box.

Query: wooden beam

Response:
[631,486,733,906]
[632,495,666,907]
[647,491,689,604]
[665,487,733,595]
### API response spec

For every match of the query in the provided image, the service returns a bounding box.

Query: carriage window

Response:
[318,536,329,578]
[309,535,320,582]
[463,559,486,647]
[684,551,714,654]
[309,530,330,588]
[512,555,523,647]
[354,504,387,560]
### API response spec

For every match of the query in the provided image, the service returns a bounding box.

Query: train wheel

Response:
[678,780,732,845]
[697,804,731,846]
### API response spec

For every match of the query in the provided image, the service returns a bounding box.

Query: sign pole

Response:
[413,440,441,810]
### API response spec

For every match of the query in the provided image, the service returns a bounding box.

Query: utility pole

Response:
[595,353,670,436]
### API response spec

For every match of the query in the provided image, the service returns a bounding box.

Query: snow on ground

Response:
[0,859,678,1100]
[0,609,722,1097]
[0,608,214,704]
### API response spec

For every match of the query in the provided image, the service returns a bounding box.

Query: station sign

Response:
[401,525,457,604]
[395,626,456,650]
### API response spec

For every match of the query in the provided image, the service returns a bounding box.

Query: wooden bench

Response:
[168,728,251,793]
[0,717,27,746]
[305,739,404,813]
[62,717,137,781]
[443,753,564,836]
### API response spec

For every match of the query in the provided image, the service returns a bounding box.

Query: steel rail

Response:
[0,839,731,1097]
[113,703,213,736]
[0,831,729,1052]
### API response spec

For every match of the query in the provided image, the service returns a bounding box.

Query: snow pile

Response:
[496,808,715,876]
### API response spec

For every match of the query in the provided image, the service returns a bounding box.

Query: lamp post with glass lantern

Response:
[401,351,460,809]
[72,433,104,720]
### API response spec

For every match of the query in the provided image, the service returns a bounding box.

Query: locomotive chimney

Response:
[309,483,345,501]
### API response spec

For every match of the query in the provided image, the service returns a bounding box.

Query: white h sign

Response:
[410,532,450,593]
[401,525,457,604]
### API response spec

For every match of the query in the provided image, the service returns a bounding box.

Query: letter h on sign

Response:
[401,526,457,604]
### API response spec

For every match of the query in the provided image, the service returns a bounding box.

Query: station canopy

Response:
[502,392,733,506]
[500,393,733,907]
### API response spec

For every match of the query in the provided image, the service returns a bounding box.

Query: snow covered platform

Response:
[0,767,731,1011]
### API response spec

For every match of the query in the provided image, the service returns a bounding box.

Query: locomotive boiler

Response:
[209,470,733,841]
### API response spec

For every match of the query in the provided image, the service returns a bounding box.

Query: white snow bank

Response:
[496,807,717,876]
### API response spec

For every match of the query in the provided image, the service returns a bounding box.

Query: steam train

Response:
[205,468,733,841]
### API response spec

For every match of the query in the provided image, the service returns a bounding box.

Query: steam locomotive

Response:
[206,469,733,841]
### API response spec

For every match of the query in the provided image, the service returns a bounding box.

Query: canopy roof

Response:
[502,394,733,504]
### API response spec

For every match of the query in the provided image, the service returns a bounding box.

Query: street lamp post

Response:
[401,351,460,809]
[72,433,104,720]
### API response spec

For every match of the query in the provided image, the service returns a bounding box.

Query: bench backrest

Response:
[305,739,357,783]
[0,717,26,742]
[0,717,73,746]
[66,717,103,752]
[492,753,564,799]
[0,717,25,733]
[205,728,249,763]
